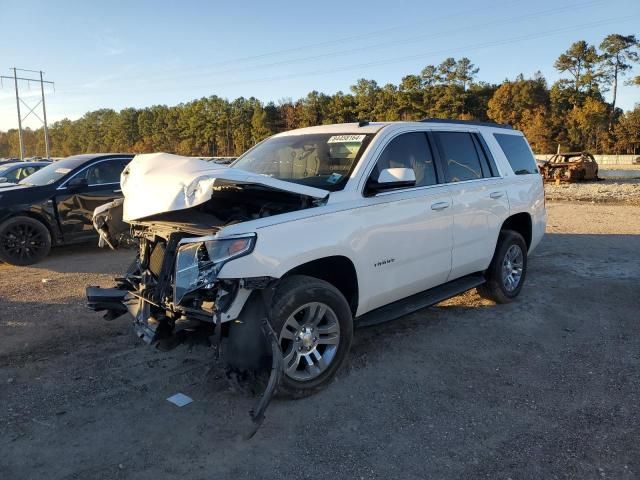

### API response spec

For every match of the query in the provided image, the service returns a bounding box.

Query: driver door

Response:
[54,158,130,242]
[355,132,453,314]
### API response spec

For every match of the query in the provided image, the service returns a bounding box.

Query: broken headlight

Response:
[174,234,256,304]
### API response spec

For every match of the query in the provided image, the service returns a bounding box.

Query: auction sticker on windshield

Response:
[327,135,366,143]
[54,168,72,174]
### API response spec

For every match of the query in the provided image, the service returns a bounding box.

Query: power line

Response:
[89,13,636,97]
[60,0,531,89]
[0,68,54,159]
[62,0,605,91]
[225,14,636,88]
[139,0,525,72]
[197,0,605,78]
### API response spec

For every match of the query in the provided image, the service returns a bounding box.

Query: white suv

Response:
[88,120,546,398]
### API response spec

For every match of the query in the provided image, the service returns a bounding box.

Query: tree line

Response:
[1,33,639,158]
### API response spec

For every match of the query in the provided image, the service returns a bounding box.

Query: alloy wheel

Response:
[278,302,340,382]
[0,222,47,263]
[501,244,524,292]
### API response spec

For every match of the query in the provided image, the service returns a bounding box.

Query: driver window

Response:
[370,132,437,187]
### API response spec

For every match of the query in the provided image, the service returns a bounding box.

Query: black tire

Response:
[0,216,52,266]
[225,275,354,399]
[272,275,353,398]
[477,229,527,304]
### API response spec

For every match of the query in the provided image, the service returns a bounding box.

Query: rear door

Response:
[431,130,509,280]
[55,158,131,241]
[356,131,453,313]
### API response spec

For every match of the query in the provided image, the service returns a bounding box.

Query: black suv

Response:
[0,153,134,265]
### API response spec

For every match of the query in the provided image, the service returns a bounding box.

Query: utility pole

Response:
[40,71,50,159]
[12,68,24,160]
[0,68,54,160]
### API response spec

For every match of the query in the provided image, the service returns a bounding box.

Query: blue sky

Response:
[1,0,639,131]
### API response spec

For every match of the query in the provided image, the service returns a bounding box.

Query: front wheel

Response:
[0,216,52,266]
[271,275,353,398]
[226,275,353,399]
[477,230,527,304]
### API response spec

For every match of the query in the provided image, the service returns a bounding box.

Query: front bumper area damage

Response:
[85,152,332,434]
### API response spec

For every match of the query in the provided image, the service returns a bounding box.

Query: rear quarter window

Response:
[494,133,538,175]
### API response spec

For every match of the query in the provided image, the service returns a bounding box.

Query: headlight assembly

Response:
[174,234,255,304]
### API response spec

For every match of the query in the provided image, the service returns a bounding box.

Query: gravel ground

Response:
[544,179,640,205]
[1,203,639,479]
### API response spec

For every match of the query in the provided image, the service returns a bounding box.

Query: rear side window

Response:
[494,134,537,175]
[434,131,484,183]
[371,132,437,187]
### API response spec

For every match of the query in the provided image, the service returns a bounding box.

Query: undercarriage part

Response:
[245,293,282,438]
[246,285,283,439]
[86,286,129,320]
[93,198,134,249]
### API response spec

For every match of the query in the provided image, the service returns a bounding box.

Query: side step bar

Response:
[355,273,485,328]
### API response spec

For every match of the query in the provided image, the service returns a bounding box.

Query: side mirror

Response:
[366,167,416,195]
[0,177,7,183]
[67,177,89,190]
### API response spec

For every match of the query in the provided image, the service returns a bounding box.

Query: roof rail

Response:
[419,118,513,129]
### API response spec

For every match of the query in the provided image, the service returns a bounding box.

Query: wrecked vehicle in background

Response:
[86,121,546,430]
[538,151,599,182]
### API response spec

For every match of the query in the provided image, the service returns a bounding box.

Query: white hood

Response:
[121,153,329,221]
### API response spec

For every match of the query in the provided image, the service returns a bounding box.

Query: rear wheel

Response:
[0,216,51,266]
[477,230,527,304]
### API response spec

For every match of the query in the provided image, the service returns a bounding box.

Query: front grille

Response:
[148,242,166,277]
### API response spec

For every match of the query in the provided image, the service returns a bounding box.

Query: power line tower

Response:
[0,68,54,160]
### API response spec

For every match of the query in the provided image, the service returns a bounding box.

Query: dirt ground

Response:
[1,202,639,480]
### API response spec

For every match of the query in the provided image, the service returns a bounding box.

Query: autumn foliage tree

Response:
[1,34,639,158]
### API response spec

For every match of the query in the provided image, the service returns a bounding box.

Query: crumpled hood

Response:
[121,153,329,221]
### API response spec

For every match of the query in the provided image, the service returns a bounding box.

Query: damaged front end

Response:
[87,153,327,349]
[87,180,321,348]
[86,153,332,434]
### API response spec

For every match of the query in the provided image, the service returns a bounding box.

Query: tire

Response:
[0,216,52,266]
[226,275,354,399]
[477,229,527,304]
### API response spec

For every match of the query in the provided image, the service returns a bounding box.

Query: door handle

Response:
[430,201,450,211]
[113,189,122,193]
[489,191,504,199]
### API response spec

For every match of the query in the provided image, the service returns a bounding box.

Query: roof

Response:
[62,153,134,161]
[274,120,517,137]
[554,152,593,156]
[49,153,134,171]
[275,122,387,136]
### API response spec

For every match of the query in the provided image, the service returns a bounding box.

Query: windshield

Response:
[232,133,373,191]
[19,159,78,186]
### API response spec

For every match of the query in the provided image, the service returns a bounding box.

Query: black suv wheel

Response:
[0,216,52,266]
